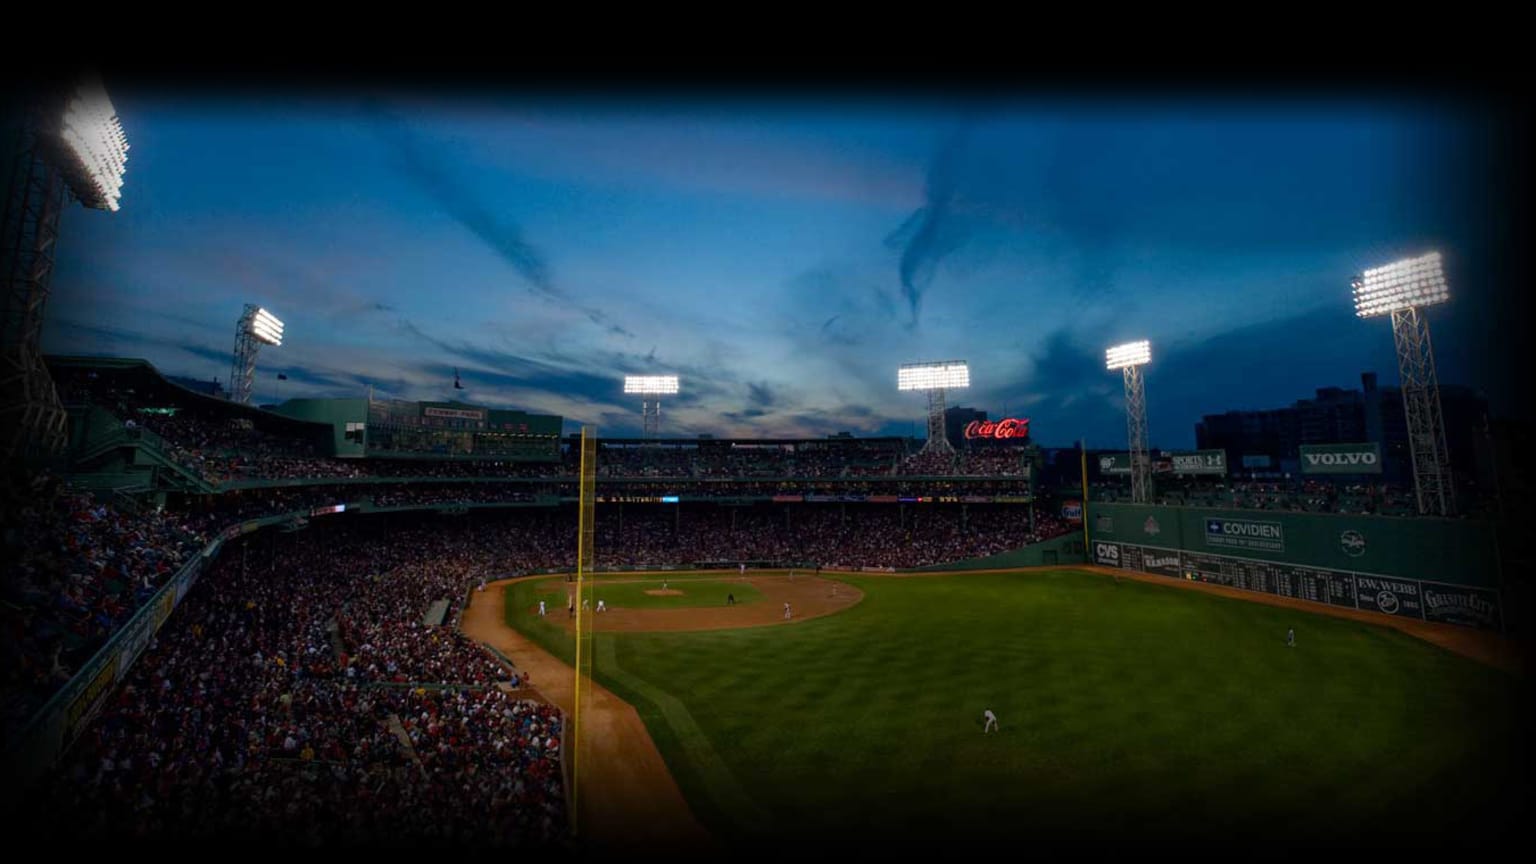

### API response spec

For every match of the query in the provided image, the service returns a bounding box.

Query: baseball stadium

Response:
[1,81,1532,857]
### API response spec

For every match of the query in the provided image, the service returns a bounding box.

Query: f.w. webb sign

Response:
[1300,443,1382,475]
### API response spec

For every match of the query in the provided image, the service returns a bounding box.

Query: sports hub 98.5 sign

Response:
[1167,450,1227,475]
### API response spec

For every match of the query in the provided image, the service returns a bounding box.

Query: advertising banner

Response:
[1299,443,1383,475]
[1093,541,1122,566]
[62,655,119,748]
[1168,450,1227,475]
[964,418,1030,440]
[1060,500,1083,523]
[1241,454,1272,468]
[1353,575,1425,619]
[1204,517,1285,553]
[1096,453,1132,475]
[423,406,486,421]
[1420,583,1502,630]
[1139,549,1184,577]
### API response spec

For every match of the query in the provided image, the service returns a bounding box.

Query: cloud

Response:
[747,382,776,408]
[365,104,630,340]
[883,127,971,326]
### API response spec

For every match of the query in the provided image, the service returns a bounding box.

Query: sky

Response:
[40,91,1522,447]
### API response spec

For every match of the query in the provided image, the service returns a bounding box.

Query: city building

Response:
[1194,371,1488,482]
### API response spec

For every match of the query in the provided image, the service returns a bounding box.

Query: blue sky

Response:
[42,93,1510,447]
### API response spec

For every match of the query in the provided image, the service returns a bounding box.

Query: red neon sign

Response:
[964,418,1030,440]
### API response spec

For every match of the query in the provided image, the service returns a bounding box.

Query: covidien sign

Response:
[1204,518,1285,553]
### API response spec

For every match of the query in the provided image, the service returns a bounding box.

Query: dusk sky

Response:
[41,91,1519,447]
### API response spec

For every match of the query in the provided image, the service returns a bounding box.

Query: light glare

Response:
[898,361,970,391]
[1352,252,1449,317]
[1105,340,1152,370]
[624,375,680,394]
[55,78,129,211]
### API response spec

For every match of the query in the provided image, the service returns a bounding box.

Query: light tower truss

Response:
[898,360,969,457]
[1106,340,1152,505]
[1353,252,1454,516]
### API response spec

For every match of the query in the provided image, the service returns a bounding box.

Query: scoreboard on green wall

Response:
[1088,502,1504,631]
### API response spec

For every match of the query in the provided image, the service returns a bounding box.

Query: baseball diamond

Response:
[471,565,1527,854]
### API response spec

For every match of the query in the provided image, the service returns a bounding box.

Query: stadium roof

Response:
[45,355,330,433]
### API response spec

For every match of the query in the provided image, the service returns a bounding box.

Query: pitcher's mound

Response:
[645,589,685,596]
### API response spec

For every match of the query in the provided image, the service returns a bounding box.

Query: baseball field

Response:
[490,568,1528,851]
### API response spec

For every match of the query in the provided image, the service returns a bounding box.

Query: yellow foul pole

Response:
[1080,439,1091,555]
[571,425,597,836]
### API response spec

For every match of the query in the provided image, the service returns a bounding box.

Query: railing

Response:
[0,503,347,799]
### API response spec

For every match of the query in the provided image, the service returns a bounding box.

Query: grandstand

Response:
[2,353,1523,852]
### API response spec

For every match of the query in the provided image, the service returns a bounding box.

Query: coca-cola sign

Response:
[964,418,1030,440]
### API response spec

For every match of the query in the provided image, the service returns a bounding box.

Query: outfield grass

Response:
[506,568,1527,848]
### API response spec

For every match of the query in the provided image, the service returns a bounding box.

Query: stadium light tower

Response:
[1352,252,1454,516]
[230,305,283,405]
[1106,340,1153,504]
[624,374,678,439]
[898,360,970,456]
[1,75,129,466]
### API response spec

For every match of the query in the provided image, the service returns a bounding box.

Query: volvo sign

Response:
[1300,443,1383,475]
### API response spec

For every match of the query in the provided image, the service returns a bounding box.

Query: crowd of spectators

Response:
[901,450,959,476]
[375,504,1075,571]
[127,410,368,486]
[29,522,565,848]
[1090,478,1423,515]
[1,473,213,742]
[369,485,539,509]
[958,449,1030,477]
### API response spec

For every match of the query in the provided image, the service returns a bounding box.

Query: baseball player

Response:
[739,563,746,578]
[783,602,792,620]
[983,709,999,734]
[1286,627,1295,648]
[596,599,607,613]
[537,600,546,617]
[583,598,590,611]
[727,593,735,606]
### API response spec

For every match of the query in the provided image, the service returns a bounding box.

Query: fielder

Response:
[783,602,792,620]
[1287,627,1295,648]
[596,600,607,613]
[537,600,546,617]
[739,563,746,578]
[983,709,999,733]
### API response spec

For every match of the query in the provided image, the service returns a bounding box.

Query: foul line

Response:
[593,636,774,835]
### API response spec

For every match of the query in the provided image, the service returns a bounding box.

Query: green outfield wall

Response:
[1086,502,1504,631]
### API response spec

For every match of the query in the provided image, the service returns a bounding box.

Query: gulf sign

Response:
[964,417,1029,440]
[1060,500,1083,523]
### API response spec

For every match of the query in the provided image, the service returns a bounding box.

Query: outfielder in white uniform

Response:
[537,600,546,617]
[983,709,999,733]
[783,602,792,620]
[596,600,607,613]
[739,563,746,577]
